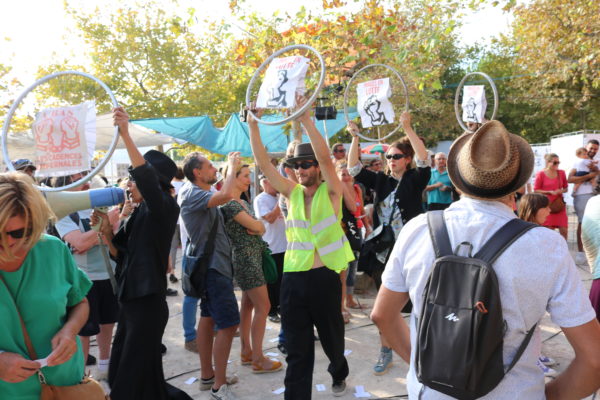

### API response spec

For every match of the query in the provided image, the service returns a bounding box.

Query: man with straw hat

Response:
[371,121,600,398]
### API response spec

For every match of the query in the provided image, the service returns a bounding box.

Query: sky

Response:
[1,0,513,85]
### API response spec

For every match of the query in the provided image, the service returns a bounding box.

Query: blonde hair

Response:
[222,164,249,180]
[0,172,55,262]
[576,147,587,157]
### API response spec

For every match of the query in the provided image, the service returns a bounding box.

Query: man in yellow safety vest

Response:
[249,96,355,399]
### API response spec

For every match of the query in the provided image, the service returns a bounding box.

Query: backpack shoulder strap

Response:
[475,218,536,264]
[506,323,537,373]
[427,211,452,257]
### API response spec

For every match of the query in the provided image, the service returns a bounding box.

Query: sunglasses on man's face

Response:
[4,227,29,239]
[293,161,319,170]
[334,148,346,153]
[386,154,406,160]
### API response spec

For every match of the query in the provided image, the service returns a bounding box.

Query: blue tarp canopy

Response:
[132,111,358,157]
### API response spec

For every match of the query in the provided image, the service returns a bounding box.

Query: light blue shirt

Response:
[582,195,600,279]
[427,169,453,205]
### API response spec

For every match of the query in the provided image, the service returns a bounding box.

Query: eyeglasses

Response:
[385,154,407,160]
[4,227,29,239]
[293,161,319,170]
[333,148,346,153]
[552,161,560,165]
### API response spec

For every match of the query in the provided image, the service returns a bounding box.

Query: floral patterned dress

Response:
[221,199,268,291]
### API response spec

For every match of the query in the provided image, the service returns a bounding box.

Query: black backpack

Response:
[416,211,538,399]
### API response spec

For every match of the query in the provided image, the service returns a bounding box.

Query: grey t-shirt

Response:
[178,182,234,279]
[55,209,116,281]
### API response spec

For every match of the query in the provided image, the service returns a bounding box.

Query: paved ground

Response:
[91,212,599,399]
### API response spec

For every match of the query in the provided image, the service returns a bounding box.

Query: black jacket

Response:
[112,163,179,301]
[354,165,431,228]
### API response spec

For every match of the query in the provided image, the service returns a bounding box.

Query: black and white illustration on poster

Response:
[357,78,395,128]
[461,85,487,123]
[31,100,96,176]
[256,56,309,109]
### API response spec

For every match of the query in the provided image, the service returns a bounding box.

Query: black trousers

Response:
[109,294,192,400]
[428,202,451,211]
[280,267,349,400]
[268,252,285,314]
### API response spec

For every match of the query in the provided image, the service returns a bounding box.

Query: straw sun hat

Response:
[447,120,533,199]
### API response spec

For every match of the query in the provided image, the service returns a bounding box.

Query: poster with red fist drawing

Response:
[32,101,96,176]
[357,78,395,129]
[461,85,487,123]
[256,56,309,109]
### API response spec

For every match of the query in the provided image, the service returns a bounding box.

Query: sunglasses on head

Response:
[385,154,406,160]
[5,227,28,239]
[293,161,319,170]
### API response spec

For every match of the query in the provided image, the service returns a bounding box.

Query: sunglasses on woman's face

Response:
[293,161,319,170]
[4,227,28,239]
[386,154,406,160]
[552,161,560,165]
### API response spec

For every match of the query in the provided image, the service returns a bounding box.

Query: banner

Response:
[256,56,309,109]
[32,101,96,176]
[461,85,487,123]
[357,78,395,128]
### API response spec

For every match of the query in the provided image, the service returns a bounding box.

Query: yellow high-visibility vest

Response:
[284,183,355,273]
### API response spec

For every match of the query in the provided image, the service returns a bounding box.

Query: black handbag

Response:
[182,213,218,298]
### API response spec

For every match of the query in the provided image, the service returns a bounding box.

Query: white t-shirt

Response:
[253,192,287,254]
[571,158,594,195]
[383,197,595,399]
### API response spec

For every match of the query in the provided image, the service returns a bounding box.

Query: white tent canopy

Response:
[1,113,173,166]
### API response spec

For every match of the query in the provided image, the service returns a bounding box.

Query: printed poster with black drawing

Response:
[256,56,310,109]
[357,78,395,129]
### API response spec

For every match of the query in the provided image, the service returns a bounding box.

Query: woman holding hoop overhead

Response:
[534,153,569,241]
[0,172,93,399]
[347,111,430,376]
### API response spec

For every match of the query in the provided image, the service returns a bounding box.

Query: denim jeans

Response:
[182,295,199,342]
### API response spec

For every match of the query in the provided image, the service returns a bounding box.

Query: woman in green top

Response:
[0,172,92,400]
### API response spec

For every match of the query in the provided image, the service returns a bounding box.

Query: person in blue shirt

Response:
[425,152,453,210]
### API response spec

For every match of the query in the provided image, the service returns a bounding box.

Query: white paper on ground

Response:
[344,349,352,356]
[273,387,286,394]
[269,337,279,343]
[315,384,326,392]
[184,377,198,385]
[354,385,372,398]
[265,352,279,357]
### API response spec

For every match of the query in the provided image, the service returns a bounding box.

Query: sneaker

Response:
[277,343,287,356]
[373,347,393,375]
[537,359,558,377]
[268,313,281,323]
[184,340,199,353]
[332,380,347,397]
[166,288,178,296]
[538,355,557,367]
[575,252,588,265]
[169,273,179,283]
[86,354,97,366]
[200,375,239,391]
[210,384,238,400]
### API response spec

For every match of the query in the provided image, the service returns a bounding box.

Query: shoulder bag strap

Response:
[0,275,38,360]
[427,210,452,258]
[475,218,536,264]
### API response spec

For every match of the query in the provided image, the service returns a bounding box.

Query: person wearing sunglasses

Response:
[331,143,347,161]
[249,95,355,399]
[0,172,93,399]
[534,153,569,241]
[347,111,430,376]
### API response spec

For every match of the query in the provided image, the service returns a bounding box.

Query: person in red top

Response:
[534,153,569,240]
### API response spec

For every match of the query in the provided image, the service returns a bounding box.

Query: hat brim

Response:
[447,122,534,199]
[286,155,318,164]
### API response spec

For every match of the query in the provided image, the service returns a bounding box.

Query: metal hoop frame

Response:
[343,64,410,142]
[454,71,499,133]
[245,44,326,126]
[2,70,120,192]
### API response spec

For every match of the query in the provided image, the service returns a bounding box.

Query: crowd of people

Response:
[1,101,600,400]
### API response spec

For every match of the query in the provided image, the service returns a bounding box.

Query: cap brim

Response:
[447,122,533,199]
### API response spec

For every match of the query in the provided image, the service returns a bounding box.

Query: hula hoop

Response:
[454,72,499,133]
[245,44,326,126]
[343,64,410,142]
[1,70,120,192]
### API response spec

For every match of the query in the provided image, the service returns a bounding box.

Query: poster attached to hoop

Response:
[32,100,96,176]
[357,78,395,128]
[461,85,487,123]
[256,56,309,109]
